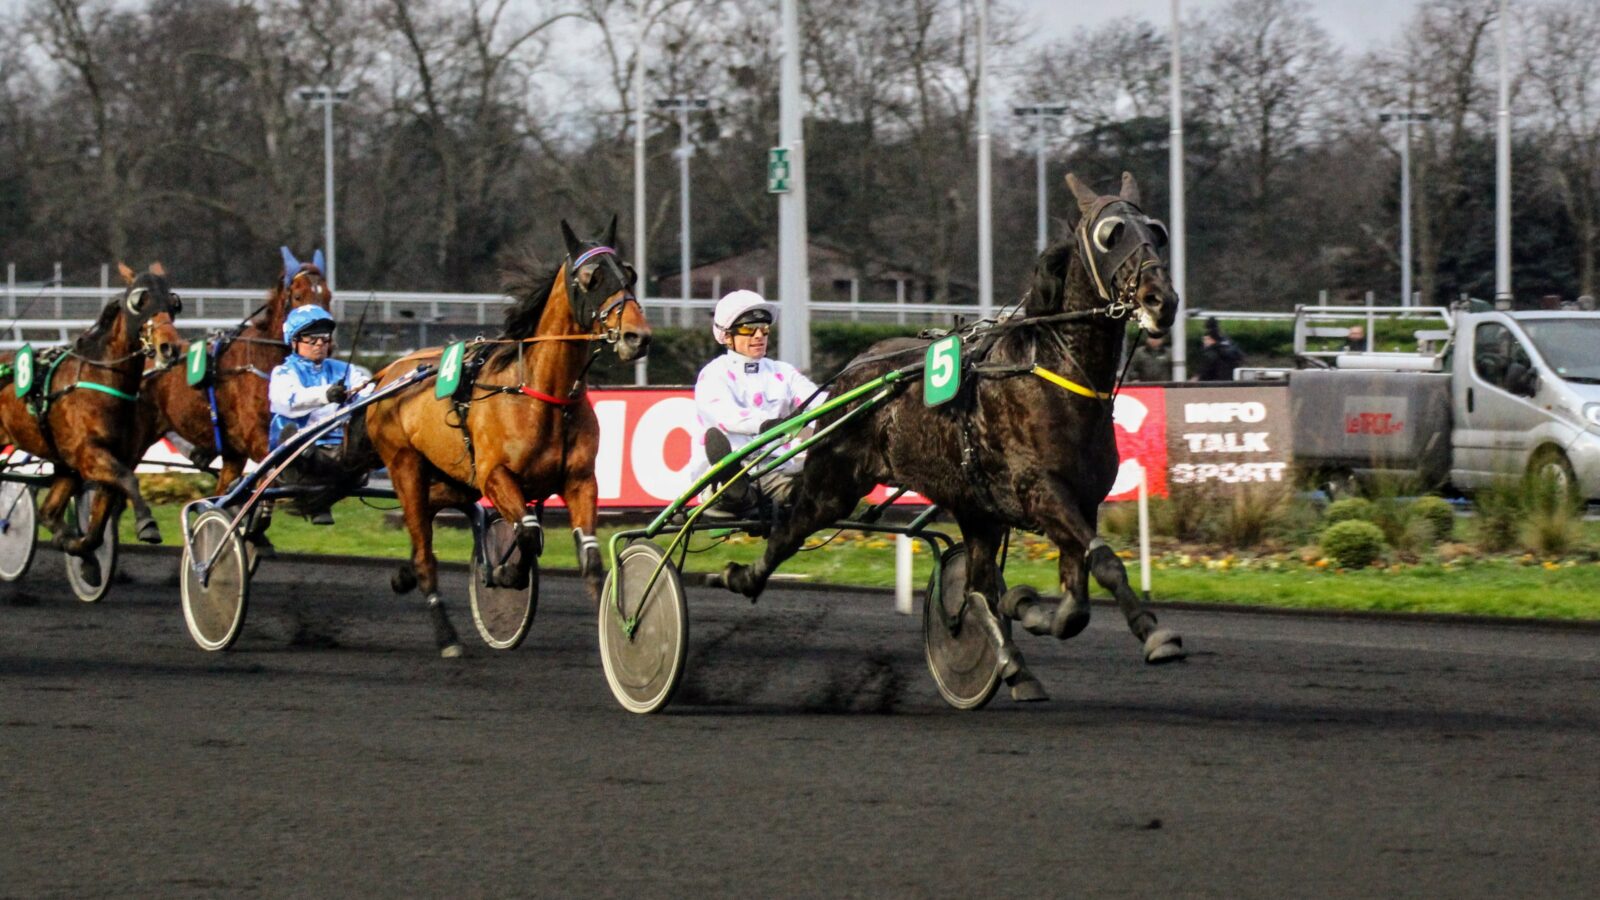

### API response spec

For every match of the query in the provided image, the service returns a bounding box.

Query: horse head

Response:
[559,216,651,362]
[116,261,184,367]
[279,246,332,312]
[1062,172,1178,337]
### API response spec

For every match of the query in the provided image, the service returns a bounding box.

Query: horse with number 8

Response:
[0,263,184,581]
[359,218,650,657]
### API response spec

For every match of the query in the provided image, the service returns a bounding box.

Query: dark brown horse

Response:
[0,263,184,574]
[137,249,332,493]
[363,219,650,656]
[717,173,1185,697]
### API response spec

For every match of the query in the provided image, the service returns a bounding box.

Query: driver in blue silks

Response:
[268,306,371,523]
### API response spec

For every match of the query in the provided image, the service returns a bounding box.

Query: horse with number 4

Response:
[361,218,651,657]
[0,263,184,600]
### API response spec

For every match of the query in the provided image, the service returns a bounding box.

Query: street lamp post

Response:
[295,85,350,295]
[1495,0,1512,305]
[1014,105,1068,253]
[657,97,710,327]
[1380,110,1432,307]
[1169,0,1188,380]
[976,0,993,318]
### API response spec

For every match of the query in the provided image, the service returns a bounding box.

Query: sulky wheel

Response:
[598,541,687,714]
[922,544,1009,711]
[0,481,38,582]
[468,513,538,650]
[64,487,118,603]
[180,509,250,651]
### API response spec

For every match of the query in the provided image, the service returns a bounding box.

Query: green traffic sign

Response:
[767,147,791,193]
[435,341,466,399]
[924,335,961,406]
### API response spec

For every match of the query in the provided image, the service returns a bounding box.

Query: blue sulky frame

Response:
[601,367,959,641]
[180,364,434,588]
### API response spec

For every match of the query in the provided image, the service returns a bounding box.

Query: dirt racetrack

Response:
[3,548,1598,897]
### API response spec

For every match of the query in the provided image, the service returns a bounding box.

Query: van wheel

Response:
[1528,448,1580,510]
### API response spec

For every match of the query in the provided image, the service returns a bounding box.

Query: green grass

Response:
[115,499,1600,622]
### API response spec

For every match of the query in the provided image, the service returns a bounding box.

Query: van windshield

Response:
[1520,318,1600,383]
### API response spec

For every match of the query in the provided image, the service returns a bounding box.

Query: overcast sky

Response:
[1017,0,1428,51]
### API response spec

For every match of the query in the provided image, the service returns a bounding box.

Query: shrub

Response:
[1219,486,1289,548]
[1473,482,1522,553]
[1320,520,1385,569]
[138,473,213,504]
[1323,497,1375,526]
[1411,496,1455,542]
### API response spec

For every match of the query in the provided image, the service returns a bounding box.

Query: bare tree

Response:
[1524,0,1600,297]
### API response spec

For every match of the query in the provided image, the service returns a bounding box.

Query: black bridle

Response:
[564,245,640,341]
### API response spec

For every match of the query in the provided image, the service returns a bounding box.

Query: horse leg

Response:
[561,473,604,606]
[480,465,538,591]
[38,475,79,545]
[72,450,160,545]
[718,468,862,601]
[1026,483,1184,664]
[389,449,462,658]
[956,513,1048,702]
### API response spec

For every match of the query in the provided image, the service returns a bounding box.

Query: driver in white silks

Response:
[691,290,825,516]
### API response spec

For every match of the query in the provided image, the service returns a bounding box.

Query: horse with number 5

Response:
[714,173,1186,701]
[360,218,650,656]
[0,263,184,584]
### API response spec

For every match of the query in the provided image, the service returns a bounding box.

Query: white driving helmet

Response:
[711,290,778,343]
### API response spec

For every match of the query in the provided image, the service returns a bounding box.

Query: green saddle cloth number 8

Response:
[14,344,35,398]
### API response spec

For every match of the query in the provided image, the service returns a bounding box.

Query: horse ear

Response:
[280,246,301,278]
[118,262,136,285]
[313,249,326,274]
[559,220,582,256]
[1119,172,1140,205]
[1065,173,1099,212]
[150,261,166,277]
[604,213,619,250]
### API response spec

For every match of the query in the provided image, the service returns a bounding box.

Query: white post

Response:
[1138,464,1152,601]
[850,277,860,322]
[54,261,63,317]
[1400,116,1412,308]
[896,278,906,325]
[323,95,337,292]
[678,104,692,329]
[778,0,812,371]
[976,0,993,319]
[1495,0,1512,304]
[895,534,914,615]
[1169,0,1188,380]
[6,262,14,317]
[1035,123,1048,253]
[633,2,648,313]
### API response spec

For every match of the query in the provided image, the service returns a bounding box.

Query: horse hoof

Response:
[998,585,1039,619]
[136,520,162,544]
[1053,598,1091,640]
[1008,676,1049,703]
[248,534,277,559]
[74,554,102,586]
[491,563,529,589]
[440,643,464,659]
[720,562,760,601]
[391,566,417,595]
[1143,629,1186,664]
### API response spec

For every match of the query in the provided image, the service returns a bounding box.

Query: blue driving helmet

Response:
[283,305,336,344]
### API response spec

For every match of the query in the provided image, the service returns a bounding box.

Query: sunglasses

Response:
[297,334,333,346]
[731,323,771,337]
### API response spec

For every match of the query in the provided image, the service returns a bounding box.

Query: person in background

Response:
[692,290,823,516]
[1126,333,1171,382]
[1342,325,1367,353]
[1192,316,1245,382]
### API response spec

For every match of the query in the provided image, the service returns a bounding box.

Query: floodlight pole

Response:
[658,98,710,326]
[1380,110,1432,307]
[297,85,350,293]
[1495,0,1512,304]
[1169,0,1188,380]
[778,0,811,371]
[976,0,993,318]
[1014,105,1068,254]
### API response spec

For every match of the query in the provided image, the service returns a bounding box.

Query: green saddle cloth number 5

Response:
[435,341,466,399]
[924,335,960,407]
[14,344,35,398]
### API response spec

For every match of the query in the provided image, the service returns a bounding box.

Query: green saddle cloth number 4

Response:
[185,341,210,387]
[14,344,35,398]
[435,341,466,399]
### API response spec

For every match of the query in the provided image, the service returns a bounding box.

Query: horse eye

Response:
[578,263,601,289]
[126,288,149,313]
[1093,216,1125,253]
[621,263,638,287]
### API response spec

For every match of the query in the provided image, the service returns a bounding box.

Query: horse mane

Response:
[72,298,126,356]
[486,250,561,369]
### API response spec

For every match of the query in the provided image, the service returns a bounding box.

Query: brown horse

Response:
[137,249,332,493]
[0,263,184,575]
[362,219,649,656]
